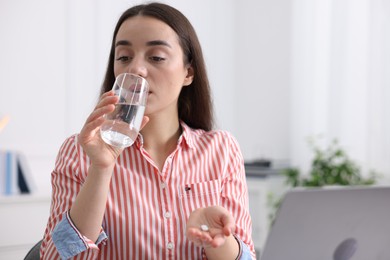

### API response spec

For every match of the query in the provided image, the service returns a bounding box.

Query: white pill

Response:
[200,224,209,232]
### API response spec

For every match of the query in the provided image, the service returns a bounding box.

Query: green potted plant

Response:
[268,138,379,223]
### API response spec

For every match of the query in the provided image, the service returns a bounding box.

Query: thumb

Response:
[220,213,235,236]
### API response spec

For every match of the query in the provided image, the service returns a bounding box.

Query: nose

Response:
[128,57,147,78]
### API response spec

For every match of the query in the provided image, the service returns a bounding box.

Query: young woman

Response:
[41,3,255,259]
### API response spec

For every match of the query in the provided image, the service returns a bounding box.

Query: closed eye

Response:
[116,56,131,62]
[149,56,166,62]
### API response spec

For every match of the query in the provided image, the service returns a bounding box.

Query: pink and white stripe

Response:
[41,123,255,259]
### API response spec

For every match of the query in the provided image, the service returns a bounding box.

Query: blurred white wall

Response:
[1,0,388,194]
[290,0,390,181]
[0,0,291,194]
[0,0,68,193]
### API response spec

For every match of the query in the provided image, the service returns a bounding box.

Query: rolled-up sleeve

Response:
[237,236,254,260]
[52,211,107,259]
[40,135,107,260]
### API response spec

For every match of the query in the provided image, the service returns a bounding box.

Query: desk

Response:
[0,194,50,259]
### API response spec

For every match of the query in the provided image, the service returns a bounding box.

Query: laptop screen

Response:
[261,186,390,260]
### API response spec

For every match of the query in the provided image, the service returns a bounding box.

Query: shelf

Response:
[0,193,50,204]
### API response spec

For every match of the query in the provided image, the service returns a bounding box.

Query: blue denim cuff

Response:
[96,231,107,245]
[239,243,253,260]
[51,212,107,260]
[237,237,253,260]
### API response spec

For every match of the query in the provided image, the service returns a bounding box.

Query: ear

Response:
[183,65,194,86]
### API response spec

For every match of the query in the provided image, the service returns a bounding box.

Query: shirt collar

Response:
[133,121,196,150]
[178,121,196,149]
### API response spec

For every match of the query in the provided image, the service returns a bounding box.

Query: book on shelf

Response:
[0,150,36,195]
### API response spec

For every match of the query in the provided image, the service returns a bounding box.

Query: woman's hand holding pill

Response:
[186,206,236,248]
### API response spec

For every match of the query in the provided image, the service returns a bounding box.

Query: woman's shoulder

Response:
[56,134,82,155]
[203,128,235,139]
[60,133,79,146]
[186,125,239,145]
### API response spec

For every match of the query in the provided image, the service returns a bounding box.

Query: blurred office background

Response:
[1,0,389,193]
[0,0,389,257]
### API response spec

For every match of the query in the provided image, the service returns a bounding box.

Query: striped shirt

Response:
[41,122,256,259]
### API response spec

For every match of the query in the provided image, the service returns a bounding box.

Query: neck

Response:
[140,115,181,151]
[140,115,182,171]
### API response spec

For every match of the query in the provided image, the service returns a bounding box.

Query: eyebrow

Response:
[115,40,172,48]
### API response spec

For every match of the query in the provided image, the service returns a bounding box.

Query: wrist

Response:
[204,234,240,260]
[232,234,243,260]
[88,163,115,178]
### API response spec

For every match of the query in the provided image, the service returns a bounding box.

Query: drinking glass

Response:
[100,73,149,148]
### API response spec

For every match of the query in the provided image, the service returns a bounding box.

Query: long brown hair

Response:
[101,2,213,131]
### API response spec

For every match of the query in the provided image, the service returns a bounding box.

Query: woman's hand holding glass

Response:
[78,91,149,169]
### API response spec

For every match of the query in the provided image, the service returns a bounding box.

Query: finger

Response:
[187,227,203,238]
[190,230,213,248]
[85,104,115,125]
[209,234,226,248]
[192,239,203,247]
[220,214,235,236]
[188,227,214,240]
[96,95,118,110]
[222,224,235,236]
[186,229,203,246]
[80,103,116,140]
[81,116,105,136]
[199,233,213,243]
[190,224,224,240]
[200,240,213,249]
[84,94,118,125]
[101,90,115,98]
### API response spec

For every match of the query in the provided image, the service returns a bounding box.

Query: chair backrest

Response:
[24,240,42,260]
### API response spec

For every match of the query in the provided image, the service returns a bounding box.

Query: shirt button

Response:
[164,211,171,218]
[161,183,166,189]
[167,242,174,250]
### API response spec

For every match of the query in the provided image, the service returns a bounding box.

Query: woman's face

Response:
[114,16,193,118]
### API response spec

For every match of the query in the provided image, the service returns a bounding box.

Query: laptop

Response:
[260,186,390,260]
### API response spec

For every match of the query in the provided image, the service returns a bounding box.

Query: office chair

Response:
[24,239,42,260]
